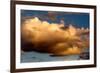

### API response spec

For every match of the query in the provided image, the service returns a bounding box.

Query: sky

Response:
[21,10,90,62]
[21,10,89,28]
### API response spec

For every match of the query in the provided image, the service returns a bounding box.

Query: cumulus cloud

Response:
[21,17,89,56]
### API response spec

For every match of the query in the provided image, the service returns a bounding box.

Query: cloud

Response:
[21,17,89,56]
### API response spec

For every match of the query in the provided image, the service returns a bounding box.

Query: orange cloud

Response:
[21,17,89,56]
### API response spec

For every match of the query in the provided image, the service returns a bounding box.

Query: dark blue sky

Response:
[21,10,89,28]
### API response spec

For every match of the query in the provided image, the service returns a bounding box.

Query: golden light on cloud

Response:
[21,17,89,56]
